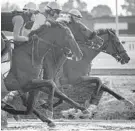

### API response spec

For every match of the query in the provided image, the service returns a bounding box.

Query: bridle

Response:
[79,30,126,62]
[98,31,126,61]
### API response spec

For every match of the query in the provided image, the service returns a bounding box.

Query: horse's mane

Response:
[96,28,116,36]
[29,20,64,37]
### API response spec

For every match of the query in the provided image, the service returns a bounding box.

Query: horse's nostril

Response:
[128,57,130,61]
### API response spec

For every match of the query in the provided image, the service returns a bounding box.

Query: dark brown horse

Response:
[1,21,91,126]
[41,29,133,118]
[1,20,105,123]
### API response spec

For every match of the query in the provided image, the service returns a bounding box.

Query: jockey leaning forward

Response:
[1,1,63,119]
[57,9,104,49]
[45,1,62,21]
[26,1,62,31]
[1,2,40,119]
[1,2,39,44]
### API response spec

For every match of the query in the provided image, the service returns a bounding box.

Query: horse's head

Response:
[98,29,130,64]
[89,31,104,49]
[56,23,83,61]
[29,21,83,61]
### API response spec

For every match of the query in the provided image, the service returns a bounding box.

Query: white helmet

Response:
[46,1,61,10]
[23,2,37,11]
[69,9,82,18]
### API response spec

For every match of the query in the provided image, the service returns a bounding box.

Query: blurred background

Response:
[1,0,135,71]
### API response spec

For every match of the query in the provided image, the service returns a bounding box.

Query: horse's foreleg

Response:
[53,99,63,108]
[101,84,134,107]
[79,76,102,95]
[45,83,55,119]
[29,79,88,113]
[19,92,55,127]
[32,80,86,111]
[24,90,39,115]
[26,79,56,118]
[53,87,86,111]
[101,84,125,100]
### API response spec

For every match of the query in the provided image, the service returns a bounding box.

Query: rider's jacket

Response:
[1,11,33,32]
[56,16,93,44]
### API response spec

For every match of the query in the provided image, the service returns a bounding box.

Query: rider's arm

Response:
[12,15,29,42]
[31,13,46,31]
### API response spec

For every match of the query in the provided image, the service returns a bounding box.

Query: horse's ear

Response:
[107,29,113,36]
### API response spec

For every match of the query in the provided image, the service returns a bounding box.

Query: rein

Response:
[97,32,126,58]
[31,34,73,67]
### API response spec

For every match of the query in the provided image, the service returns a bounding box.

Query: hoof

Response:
[13,115,20,121]
[45,110,53,119]
[82,109,90,114]
[87,105,97,113]
[80,109,93,119]
[48,121,56,127]
[123,99,134,109]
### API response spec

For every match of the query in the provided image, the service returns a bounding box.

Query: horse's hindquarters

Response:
[4,71,21,91]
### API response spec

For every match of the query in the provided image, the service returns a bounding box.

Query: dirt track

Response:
[2,120,135,131]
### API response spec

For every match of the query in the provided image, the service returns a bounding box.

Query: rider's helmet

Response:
[23,2,37,21]
[69,9,82,18]
[47,1,62,11]
[45,1,62,16]
[23,2,37,11]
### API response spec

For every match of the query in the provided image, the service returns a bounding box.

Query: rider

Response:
[1,2,39,118]
[1,2,38,44]
[23,1,62,32]
[57,9,103,47]
[1,1,62,119]
[56,9,104,116]
[44,1,62,21]
[34,1,63,113]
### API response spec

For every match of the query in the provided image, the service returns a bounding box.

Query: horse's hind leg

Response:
[1,101,26,115]
[45,83,55,119]
[19,91,55,127]
[32,79,87,112]
[24,79,56,119]
[2,90,38,115]
[1,91,25,115]
[24,90,39,115]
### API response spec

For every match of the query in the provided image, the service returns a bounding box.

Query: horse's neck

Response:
[85,33,110,62]
[81,45,100,62]
[43,48,64,80]
[11,42,48,70]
